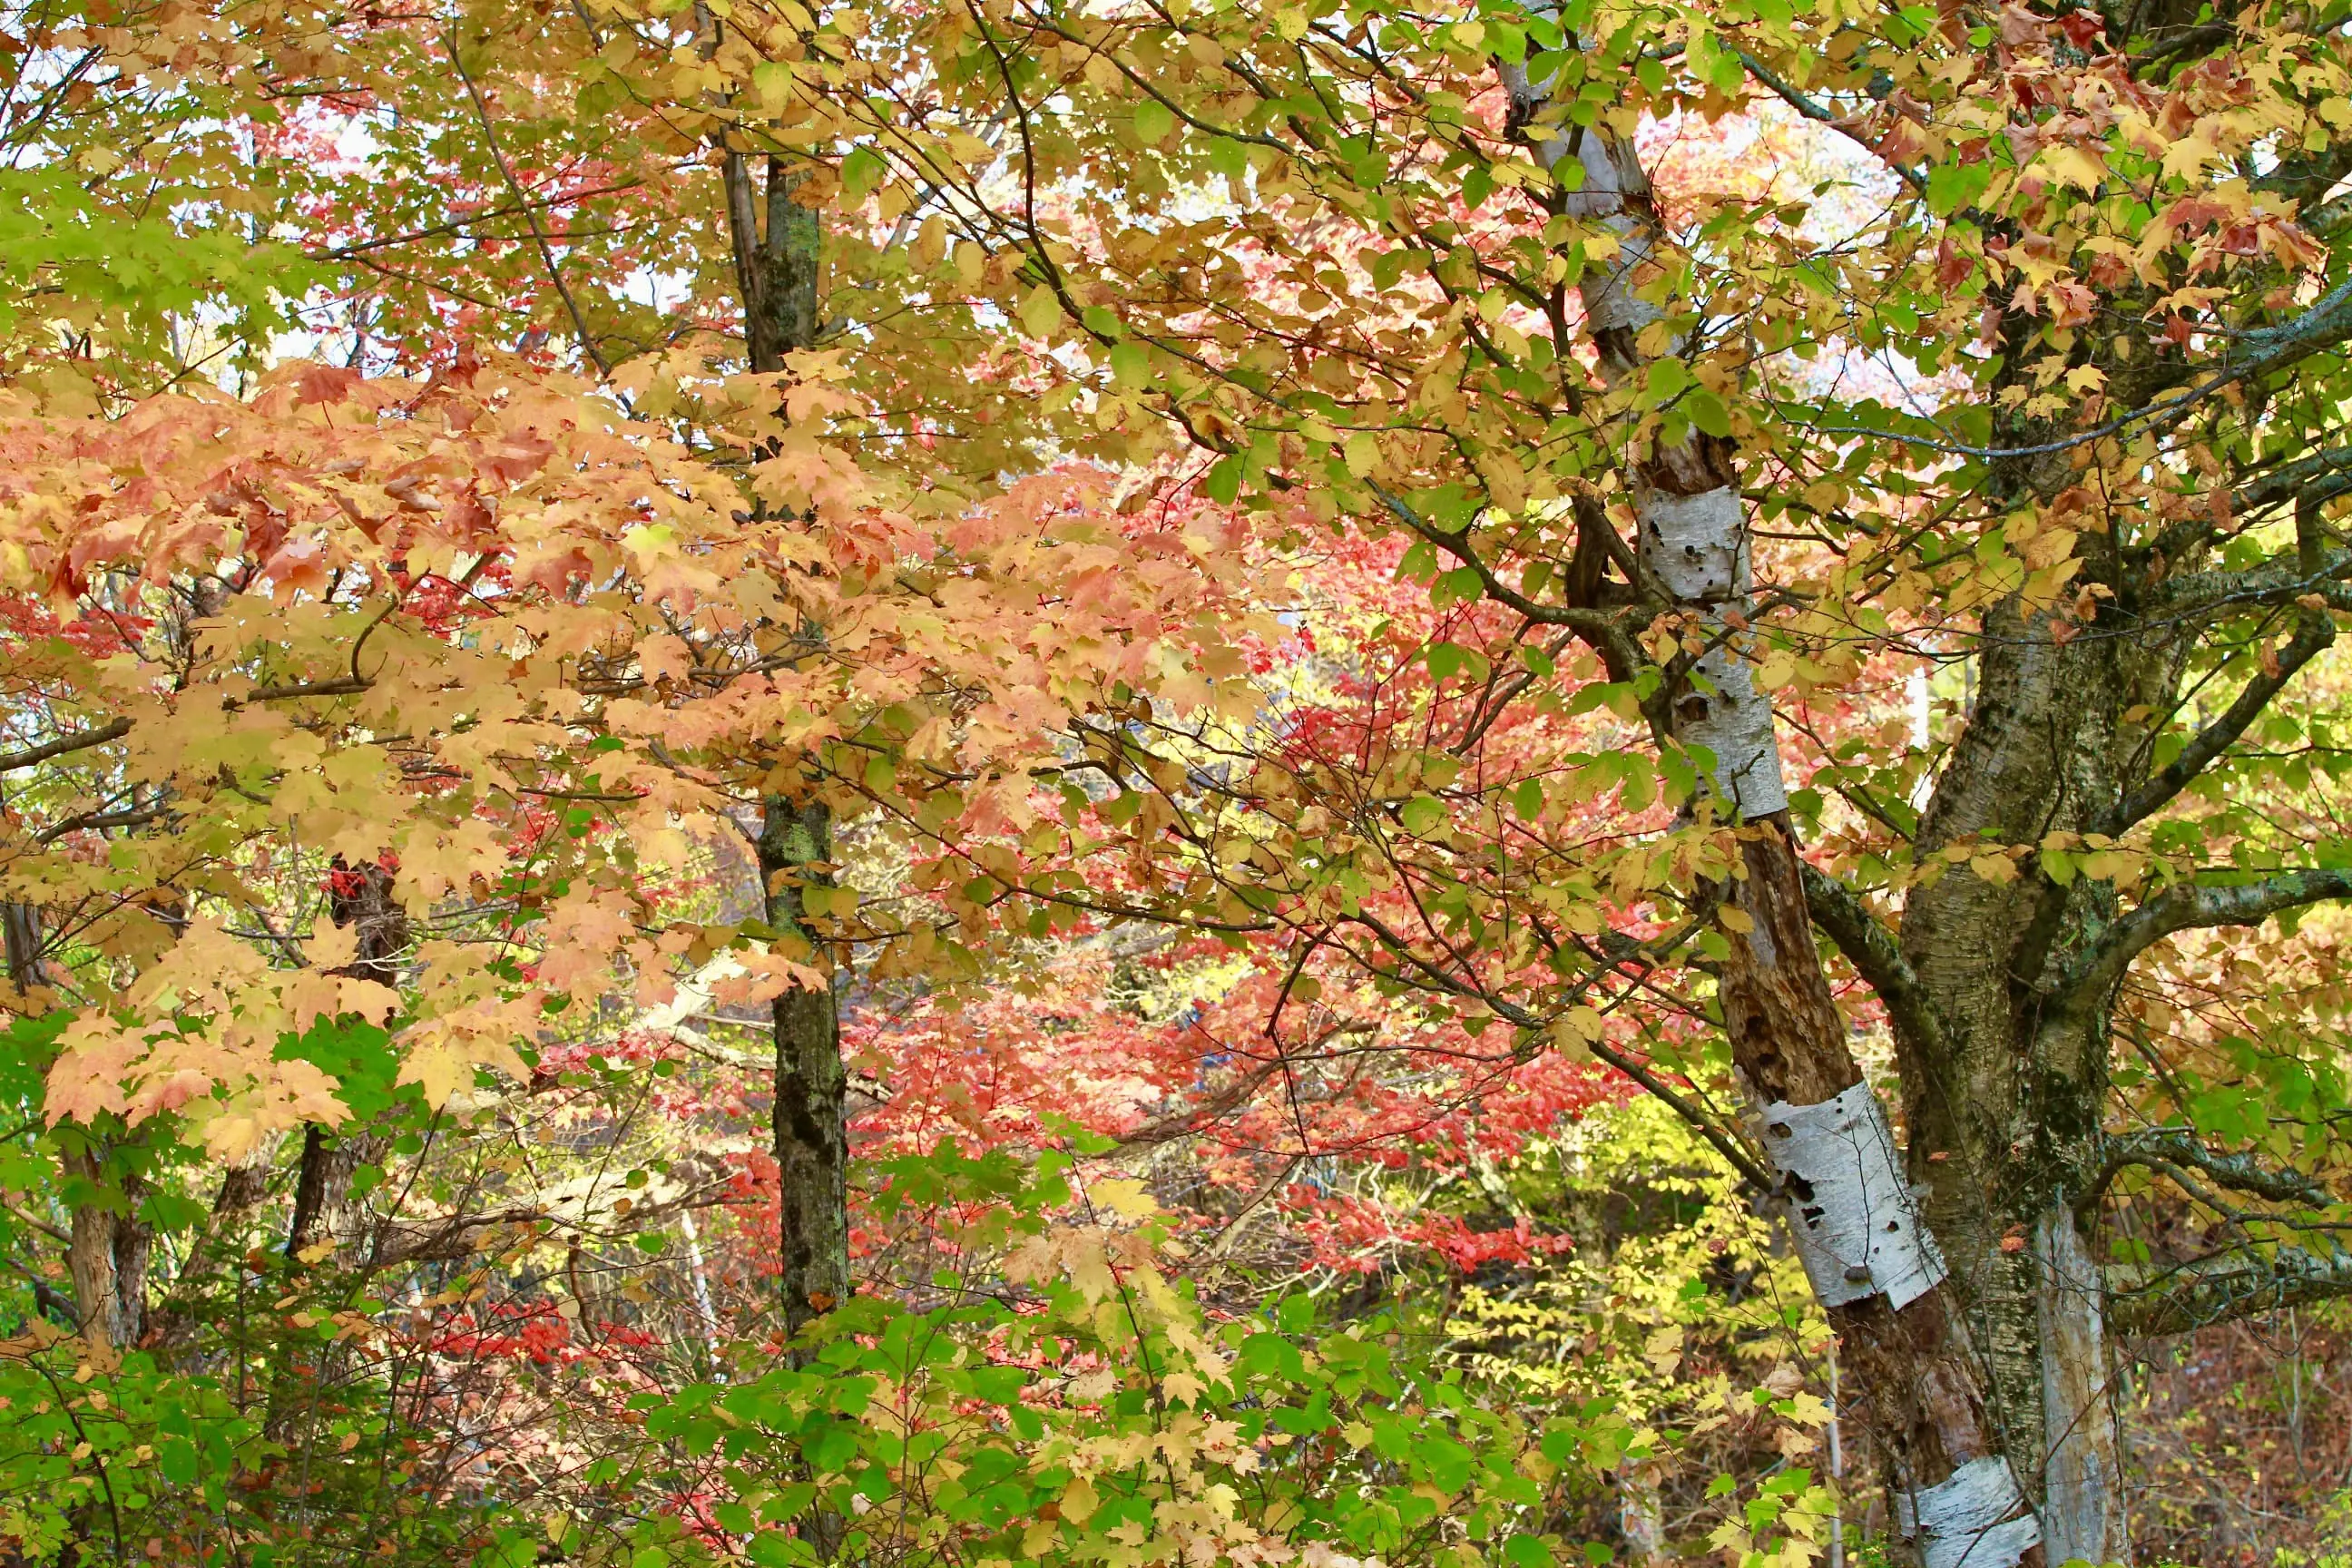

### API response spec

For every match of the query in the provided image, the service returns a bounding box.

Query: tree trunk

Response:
[8,900,152,1351]
[1,902,41,994]
[1502,75,2047,1564]
[726,135,849,1342]
[60,1148,146,1351]
[1615,1460,1666,1564]
[1902,588,2145,1561]
[2037,1206,2122,1562]
[760,795,848,1338]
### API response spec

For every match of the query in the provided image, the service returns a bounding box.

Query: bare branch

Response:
[0,718,132,775]
[1799,864,1947,1059]
[2058,867,2352,1013]
[1734,52,1927,197]
[2115,610,2336,828]
[2097,1129,2334,1209]
[2110,1239,2352,1338]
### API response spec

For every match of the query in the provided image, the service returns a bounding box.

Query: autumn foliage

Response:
[4,0,2352,1563]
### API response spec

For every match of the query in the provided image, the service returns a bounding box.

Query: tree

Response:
[5,0,2352,1561]
[840,1,2352,1561]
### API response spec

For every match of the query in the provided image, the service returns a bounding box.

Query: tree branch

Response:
[1810,270,2352,462]
[0,719,131,775]
[2114,611,2336,828]
[2109,1239,2352,1337]
[1735,51,1927,197]
[2058,867,2352,1012]
[2096,1129,2333,1209]
[1798,864,1947,1059]
[446,31,612,377]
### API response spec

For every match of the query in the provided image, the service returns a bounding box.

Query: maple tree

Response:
[1,0,2351,1563]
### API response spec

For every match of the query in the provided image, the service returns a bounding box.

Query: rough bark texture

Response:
[1504,71,2046,1563]
[1,901,40,993]
[726,141,849,1343]
[61,1148,147,1351]
[1896,485,2154,1563]
[760,796,849,1338]
[735,155,823,375]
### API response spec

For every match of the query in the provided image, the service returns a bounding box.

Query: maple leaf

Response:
[397,1043,477,1111]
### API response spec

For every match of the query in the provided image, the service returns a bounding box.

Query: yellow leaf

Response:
[1093,1178,1160,1220]
[1969,852,2019,885]
[397,1043,475,1108]
[1019,286,1063,338]
[954,240,986,289]
[2023,527,2078,571]
[1343,431,1379,477]
[2038,142,2108,192]
[2161,131,2220,181]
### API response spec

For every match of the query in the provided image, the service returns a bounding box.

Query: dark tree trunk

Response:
[760,797,848,1338]
[723,131,848,1341]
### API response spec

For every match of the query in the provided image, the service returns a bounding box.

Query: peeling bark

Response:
[2037,1207,2123,1563]
[1505,67,2043,1563]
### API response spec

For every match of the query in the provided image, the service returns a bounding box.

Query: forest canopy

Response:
[1,0,2351,1563]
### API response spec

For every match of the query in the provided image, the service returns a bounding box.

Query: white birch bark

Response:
[1502,60,2043,1568]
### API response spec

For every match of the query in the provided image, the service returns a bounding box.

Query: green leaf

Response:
[1926,159,1991,217]
[1203,456,1243,505]
[1686,389,1731,438]
[1644,358,1690,406]
[840,145,887,202]
[967,1366,1027,1404]
[1019,285,1063,338]
[157,1438,199,1486]
[1400,794,1446,835]
[1503,1534,1554,1568]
